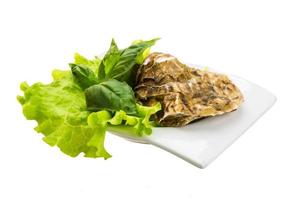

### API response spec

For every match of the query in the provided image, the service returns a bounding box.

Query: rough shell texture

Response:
[135,52,244,127]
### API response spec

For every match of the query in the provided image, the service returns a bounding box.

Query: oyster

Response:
[135,52,244,127]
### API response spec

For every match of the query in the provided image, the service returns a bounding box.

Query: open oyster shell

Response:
[135,52,244,127]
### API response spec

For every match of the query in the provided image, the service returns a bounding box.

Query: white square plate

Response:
[109,67,276,168]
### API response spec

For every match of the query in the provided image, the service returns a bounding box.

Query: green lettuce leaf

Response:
[17,70,161,158]
[88,102,161,137]
[18,71,111,159]
[110,103,161,136]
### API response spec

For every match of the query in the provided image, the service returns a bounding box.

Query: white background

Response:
[0,0,299,199]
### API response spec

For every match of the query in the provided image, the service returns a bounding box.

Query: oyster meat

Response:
[135,52,244,127]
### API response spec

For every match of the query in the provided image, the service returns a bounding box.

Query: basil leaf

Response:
[85,79,138,115]
[69,63,98,89]
[98,39,121,80]
[98,38,159,85]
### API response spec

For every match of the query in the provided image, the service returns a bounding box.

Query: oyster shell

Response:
[135,52,244,127]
